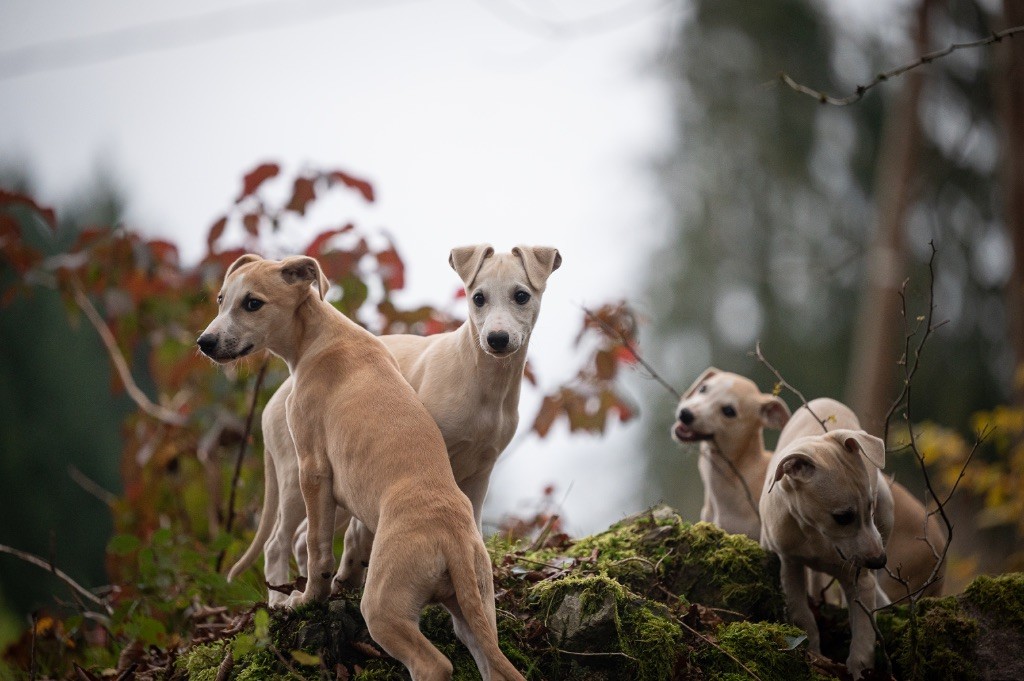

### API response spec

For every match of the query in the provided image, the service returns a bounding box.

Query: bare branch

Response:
[581,305,680,400]
[0,543,112,615]
[217,358,270,572]
[71,281,187,427]
[779,24,1024,106]
[68,464,118,507]
[752,342,829,432]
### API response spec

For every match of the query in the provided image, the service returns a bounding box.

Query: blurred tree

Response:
[0,170,130,618]
[640,0,1016,517]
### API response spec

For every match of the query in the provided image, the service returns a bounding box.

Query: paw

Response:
[845,654,872,680]
[267,591,288,608]
[282,589,312,610]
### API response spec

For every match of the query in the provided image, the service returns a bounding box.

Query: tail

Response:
[227,444,278,582]
[444,542,525,681]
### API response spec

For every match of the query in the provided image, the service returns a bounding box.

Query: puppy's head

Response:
[197,254,328,363]
[449,244,561,358]
[671,367,790,455]
[771,429,888,570]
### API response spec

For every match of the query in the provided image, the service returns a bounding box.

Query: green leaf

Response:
[107,534,141,556]
[232,633,256,658]
[780,634,807,651]
[253,608,271,642]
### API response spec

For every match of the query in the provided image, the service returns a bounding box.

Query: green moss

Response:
[882,597,978,681]
[550,506,782,620]
[233,648,282,681]
[963,573,1024,628]
[175,640,227,681]
[531,574,682,680]
[697,621,831,681]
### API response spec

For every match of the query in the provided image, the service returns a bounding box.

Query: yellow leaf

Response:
[291,650,321,666]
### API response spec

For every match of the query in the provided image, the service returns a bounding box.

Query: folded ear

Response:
[225,253,262,280]
[831,429,885,469]
[512,245,562,292]
[449,244,495,289]
[758,394,791,430]
[774,452,816,484]
[279,255,329,300]
[684,367,720,398]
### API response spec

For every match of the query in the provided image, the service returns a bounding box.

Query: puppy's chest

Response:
[439,408,517,479]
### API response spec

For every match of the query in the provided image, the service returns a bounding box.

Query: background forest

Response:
[1,0,1023,678]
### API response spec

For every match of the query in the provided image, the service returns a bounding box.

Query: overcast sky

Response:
[0,0,908,534]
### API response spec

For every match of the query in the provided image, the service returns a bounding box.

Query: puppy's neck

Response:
[700,426,767,467]
[276,296,357,372]
[456,318,528,401]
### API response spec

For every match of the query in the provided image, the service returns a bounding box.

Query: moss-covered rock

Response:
[158,507,1024,681]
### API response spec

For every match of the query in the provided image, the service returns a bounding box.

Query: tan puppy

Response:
[760,398,894,678]
[228,245,560,602]
[198,254,524,681]
[671,367,790,539]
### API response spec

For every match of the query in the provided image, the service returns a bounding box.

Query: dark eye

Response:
[514,290,530,305]
[832,511,856,526]
[721,405,737,418]
[216,293,224,305]
[698,385,708,394]
[473,292,485,308]
[243,297,264,312]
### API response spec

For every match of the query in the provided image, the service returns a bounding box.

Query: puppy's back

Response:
[776,397,859,452]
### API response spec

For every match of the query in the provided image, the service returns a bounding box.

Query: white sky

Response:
[0,0,681,535]
[0,0,906,534]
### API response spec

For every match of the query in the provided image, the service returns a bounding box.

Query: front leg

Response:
[458,468,493,532]
[284,454,336,608]
[842,571,879,679]
[780,557,820,653]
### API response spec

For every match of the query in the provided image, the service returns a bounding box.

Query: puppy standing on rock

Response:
[670,367,790,539]
[760,397,893,679]
[227,245,560,601]
[198,254,525,681]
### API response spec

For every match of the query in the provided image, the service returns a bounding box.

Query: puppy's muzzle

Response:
[197,333,254,361]
[197,333,218,356]
[863,552,887,570]
[486,331,511,354]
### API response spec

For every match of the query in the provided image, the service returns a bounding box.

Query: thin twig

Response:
[701,436,761,521]
[779,24,1024,106]
[753,342,829,432]
[581,305,680,399]
[553,648,638,662]
[68,464,118,507]
[853,596,893,676]
[528,513,560,552]
[0,543,112,614]
[217,358,270,572]
[678,617,764,681]
[71,281,187,426]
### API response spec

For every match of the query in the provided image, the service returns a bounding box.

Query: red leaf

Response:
[207,216,227,251]
[285,177,317,215]
[304,225,354,258]
[614,344,639,365]
[454,286,467,300]
[236,163,280,202]
[532,394,562,438]
[0,189,57,231]
[242,213,260,237]
[328,171,375,203]
[376,244,405,291]
[595,350,617,381]
[523,360,538,386]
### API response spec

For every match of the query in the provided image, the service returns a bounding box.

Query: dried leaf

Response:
[236,163,280,202]
[328,170,375,202]
[286,177,317,216]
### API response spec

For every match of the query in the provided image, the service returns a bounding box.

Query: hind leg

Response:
[361,558,452,681]
[264,454,305,607]
[442,596,491,681]
[335,517,371,591]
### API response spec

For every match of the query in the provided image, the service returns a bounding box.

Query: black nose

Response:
[487,331,510,351]
[864,552,887,570]
[679,408,694,425]
[197,333,218,356]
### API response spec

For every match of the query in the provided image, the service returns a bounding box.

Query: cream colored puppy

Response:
[760,398,893,678]
[198,255,524,681]
[671,367,790,539]
[229,245,560,601]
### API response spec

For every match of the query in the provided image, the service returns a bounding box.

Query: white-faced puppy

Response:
[671,367,790,539]
[759,397,894,679]
[198,255,525,681]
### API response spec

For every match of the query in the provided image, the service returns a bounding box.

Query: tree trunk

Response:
[845,0,931,436]
[998,0,1024,409]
